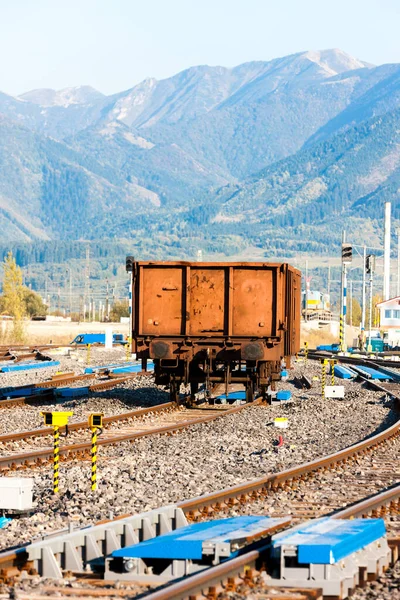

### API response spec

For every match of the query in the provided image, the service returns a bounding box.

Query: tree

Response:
[23,289,48,317]
[109,301,129,322]
[347,297,362,327]
[365,293,382,329]
[1,252,26,342]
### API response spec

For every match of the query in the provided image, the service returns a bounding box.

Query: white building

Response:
[376,297,400,348]
[377,296,400,327]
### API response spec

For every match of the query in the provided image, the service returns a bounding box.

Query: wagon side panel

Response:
[232,267,277,337]
[140,266,184,336]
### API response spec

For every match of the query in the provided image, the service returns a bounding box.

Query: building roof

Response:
[376,296,400,307]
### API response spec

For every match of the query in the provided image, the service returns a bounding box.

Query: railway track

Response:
[144,488,400,600]
[0,371,149,408]
[0,396,261,472]
[1,373,400,598]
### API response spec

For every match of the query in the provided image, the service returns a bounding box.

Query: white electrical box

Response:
[0,478,33,511]
[324,386,345,399]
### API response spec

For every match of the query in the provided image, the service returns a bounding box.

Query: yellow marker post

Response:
[126,337,131,362]
[304,342,309,364]
[330,359,337,386]
[53,426,59,493]
[88,414,103,491]
[320,359,328,397]
[86,343,91,365]
[41,412,73,494]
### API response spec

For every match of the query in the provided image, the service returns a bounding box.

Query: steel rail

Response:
[307,351,400,369]
[0,399,261,471]
[0,401,176,443]
[178,385,400,516]
[0,372,149,408]
[145,485,400,600]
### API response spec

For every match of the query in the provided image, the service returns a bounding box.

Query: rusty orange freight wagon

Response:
[126,260,301,403]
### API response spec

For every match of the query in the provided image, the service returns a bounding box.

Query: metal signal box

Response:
[88,413,104,428]
[41,411,73,427]
[0,478,34,511]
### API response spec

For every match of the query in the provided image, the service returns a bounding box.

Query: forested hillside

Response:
[0,48,399,283]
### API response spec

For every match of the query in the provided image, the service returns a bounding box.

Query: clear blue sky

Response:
[1,0,400,96]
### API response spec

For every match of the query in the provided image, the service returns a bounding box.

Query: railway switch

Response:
[106,516,290,583]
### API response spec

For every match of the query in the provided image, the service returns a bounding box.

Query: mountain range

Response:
[1,48,399,261]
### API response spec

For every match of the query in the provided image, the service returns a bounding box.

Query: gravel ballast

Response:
[0,356,397,552]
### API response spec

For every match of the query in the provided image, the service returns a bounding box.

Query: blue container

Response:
[276,390,292,401]
[71,333,126,345]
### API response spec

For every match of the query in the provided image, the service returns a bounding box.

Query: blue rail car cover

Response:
[1,361,60,373]
[273,518,386,564]
[216,390,246,401]
[0,517,10,529]
[113,516,288,561]
[316,344,340,352]
[334,365,357,379]
[351,365,393,381]
[276,390,292,401]
[85,361,154,375]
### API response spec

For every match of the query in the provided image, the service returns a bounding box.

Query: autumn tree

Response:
[109,300,129,322]
[23,289,48,318]
[365,293,382,329]
[346,297,362,327]
[1,252,26,342]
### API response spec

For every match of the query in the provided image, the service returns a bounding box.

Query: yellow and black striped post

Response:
[330,359,337,386]
[53,426,60,494]
[91,427,97,491]
[304,342,309,364]
[321,359,328,397]
[87,343,91,365]
[339,314,344,352]
[88,413,103,491]
[126,336,131,362]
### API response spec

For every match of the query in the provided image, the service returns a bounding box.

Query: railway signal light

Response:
[126,255,135,273]
[341,244,352,264]
[366,254,376,275]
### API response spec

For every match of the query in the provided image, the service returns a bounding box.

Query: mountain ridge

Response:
[0,48,398,259]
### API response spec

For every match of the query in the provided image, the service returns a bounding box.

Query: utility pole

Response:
[397,228,400,298]
[349,280,353,327]
[361,245,366,330]
[105,278,109,322]
[341,233,352,352]
[366,254,375,353]
[305,259,308,322]
[84,246,90,322]
[69,269,72,316]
